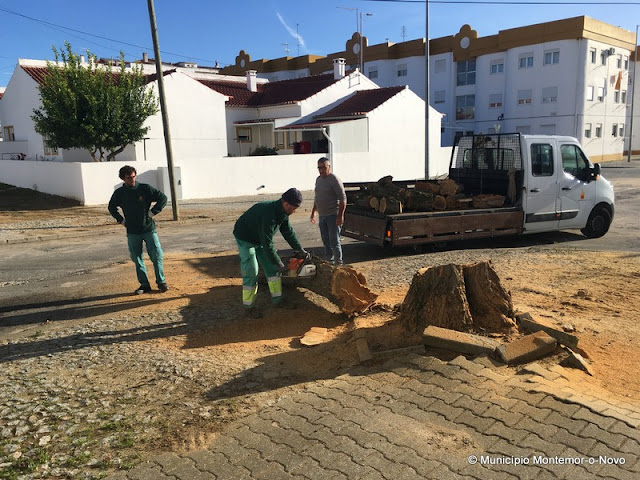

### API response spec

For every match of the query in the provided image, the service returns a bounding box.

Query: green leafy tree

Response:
[32,43,158,162]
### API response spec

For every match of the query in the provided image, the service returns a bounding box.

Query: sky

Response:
[1,0,639,87]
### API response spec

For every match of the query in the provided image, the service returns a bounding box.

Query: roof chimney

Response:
[246,70,257,92]
[333,58,346,80]
[143,52,149,63]
[80,55,86,63]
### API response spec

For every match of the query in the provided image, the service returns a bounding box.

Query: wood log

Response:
[404,190,435,211]
[298,259,378,316]
[378,197,403,214]
[399,261,516,335]
[414,181,440,194]
[354,194,376,210]
[445,194,472,210]
[369,196,379,211]
[377,175,394,187]
[472,194,505,209]
[438,178,459,196]
[433,195,447,211]
[399,264,473,334]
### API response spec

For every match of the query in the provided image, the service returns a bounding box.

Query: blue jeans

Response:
[127,231,165,287]
[318,214,342,264]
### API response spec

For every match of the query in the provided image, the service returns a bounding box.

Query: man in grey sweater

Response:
[310,157,347,265]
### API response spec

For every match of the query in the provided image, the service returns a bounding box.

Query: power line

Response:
[0,6,227,65]
[365,1,640,4]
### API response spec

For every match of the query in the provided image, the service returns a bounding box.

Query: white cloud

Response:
[276,12,306,50]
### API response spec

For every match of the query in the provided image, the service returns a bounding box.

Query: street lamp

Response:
[360,12,373,73]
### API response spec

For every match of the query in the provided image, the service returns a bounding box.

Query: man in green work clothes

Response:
[108,165,169,295]
[233,188,307,318]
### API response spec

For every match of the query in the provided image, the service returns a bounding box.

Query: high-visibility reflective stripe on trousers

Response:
[267,276,282,299]
[242,284,258,306]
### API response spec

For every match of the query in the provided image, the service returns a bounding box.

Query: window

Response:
[597,86,605,102]
[519,54,534,69]
[367,67,378,79]
[434,90,446,104]
[622,90,627,103]
[455,94,475,120]
[236,127,252,143]
[531,143,554,176]
[286,131,298,148]
[434,59,446,73]
[587,86,594,101]
[584,123,592,138]
[3,126,14,141]
[543,50,560,65]
[590,48,597,64]
[541,86,558,103]
[456,59,476,86]
[488,93,503,108]
[601,51,607,65]
[561,144,589,178]
[43,135,58,156]
[397,64,407,77]
[624,56,629,70]
[614,90,620,103]
[274,131,285,149]
[595,123,602,138]
[490,60,504,74]
[612,124,618,137]
[517,89,532,105]
[620,123,625,137]
[617,54,622,69]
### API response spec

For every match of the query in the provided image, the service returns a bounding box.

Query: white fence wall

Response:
[1,147,450,205]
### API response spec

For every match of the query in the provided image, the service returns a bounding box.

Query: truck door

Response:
[524,141,560,232]
[557,143,596,229]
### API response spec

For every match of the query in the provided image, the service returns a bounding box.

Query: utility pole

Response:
[147,0,179,220]
[628,25,638,163]
[360,12,373,73]
[424,0,430,179]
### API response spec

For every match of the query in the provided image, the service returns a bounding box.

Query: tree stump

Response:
[399,261,515,334]
[463,262,515,330]
[300,259,378,316]
[399,264,473,333]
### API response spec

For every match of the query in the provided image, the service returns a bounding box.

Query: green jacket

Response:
[108,182,167,235]
[233,199,302,266]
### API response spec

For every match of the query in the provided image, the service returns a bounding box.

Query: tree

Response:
[32,43,159,162]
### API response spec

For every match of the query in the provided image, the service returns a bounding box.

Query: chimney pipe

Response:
[80,55,86,63]
[143,52,149,63]
[246,70,257,92]
[333,58,346,80]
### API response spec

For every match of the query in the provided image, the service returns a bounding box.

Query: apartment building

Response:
[221,16,639,162]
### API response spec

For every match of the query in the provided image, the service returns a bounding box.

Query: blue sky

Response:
[1,0,639,86]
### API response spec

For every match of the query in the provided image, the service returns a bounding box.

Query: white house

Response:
[221,16,639,162]
[0,59,229,164]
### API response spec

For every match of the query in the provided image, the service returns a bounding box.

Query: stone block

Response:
[496,331,557,365]
[422,325,500,355]
[517,312,579,348]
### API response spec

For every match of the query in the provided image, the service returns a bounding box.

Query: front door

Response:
[524,140,560,232]
[557,143,595,229]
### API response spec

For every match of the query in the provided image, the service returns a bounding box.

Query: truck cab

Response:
[519,134,614,237]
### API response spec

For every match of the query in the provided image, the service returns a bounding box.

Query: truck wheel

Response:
[581,207,611,239]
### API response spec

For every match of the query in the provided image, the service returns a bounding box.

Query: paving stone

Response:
[572,407,617,431]
[580,422,628,449]
[537,396,583,417]
[497,331,557,365]
[423,326,500,356]
[448,355,487,374]
[452,395,493,416]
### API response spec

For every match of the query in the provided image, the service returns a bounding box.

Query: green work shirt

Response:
[108,182,167,235]
[233,199,302,266]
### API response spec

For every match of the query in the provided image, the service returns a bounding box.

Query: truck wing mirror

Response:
[593,163,601,176]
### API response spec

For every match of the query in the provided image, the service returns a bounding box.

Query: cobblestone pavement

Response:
[108,354,640,480]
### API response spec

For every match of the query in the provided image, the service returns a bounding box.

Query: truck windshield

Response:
[560,144,590,178]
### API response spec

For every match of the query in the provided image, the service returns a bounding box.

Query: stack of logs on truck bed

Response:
[349,176,506,215]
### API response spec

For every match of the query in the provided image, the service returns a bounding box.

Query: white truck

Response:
[342,133,615,247]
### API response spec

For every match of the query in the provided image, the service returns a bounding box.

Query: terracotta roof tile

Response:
[315,86,406,119]
[198,73,338,107]
[21,65,174,86]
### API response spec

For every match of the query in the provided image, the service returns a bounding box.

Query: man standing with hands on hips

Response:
[310,157,347,265]
[108,165,169,295]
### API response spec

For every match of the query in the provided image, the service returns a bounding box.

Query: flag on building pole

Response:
[615,70,623,90]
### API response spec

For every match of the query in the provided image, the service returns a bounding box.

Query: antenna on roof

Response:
[296,24,300,56]
[282,42,290,55]
[401,25,406,42]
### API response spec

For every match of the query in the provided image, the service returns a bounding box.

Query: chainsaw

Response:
[285,251,316,278]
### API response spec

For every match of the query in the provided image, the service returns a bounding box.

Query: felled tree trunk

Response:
[472,194,505,209]
[400,261,515,334]
[301,260,378,316]
[378,197,403,214]
[399,264,473,333]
